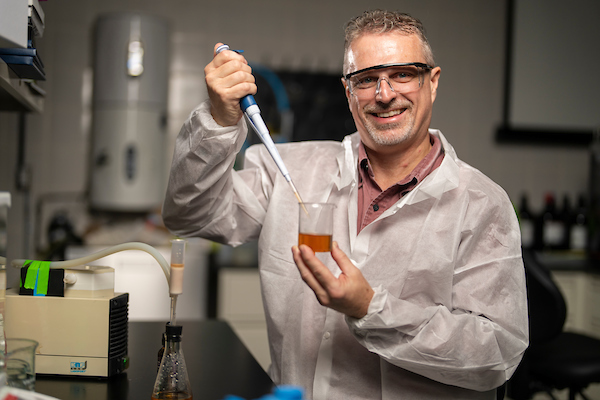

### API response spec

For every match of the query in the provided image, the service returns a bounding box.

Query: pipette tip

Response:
[288,181,309,215]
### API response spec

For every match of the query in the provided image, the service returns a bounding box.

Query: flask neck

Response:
[165,336,182,352]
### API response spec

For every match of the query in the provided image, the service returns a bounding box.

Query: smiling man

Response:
[163,10,528,400]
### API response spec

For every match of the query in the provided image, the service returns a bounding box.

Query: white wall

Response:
[0,0,592,265]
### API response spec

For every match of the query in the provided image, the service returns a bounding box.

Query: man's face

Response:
[343,32,441,155]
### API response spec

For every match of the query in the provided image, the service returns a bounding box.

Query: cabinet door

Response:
[217,268,270,371]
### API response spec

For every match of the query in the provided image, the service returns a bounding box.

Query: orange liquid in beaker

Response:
[298,233,332,252]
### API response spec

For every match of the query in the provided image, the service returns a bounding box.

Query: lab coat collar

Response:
[335,129,460,204]
[404,129,460,205]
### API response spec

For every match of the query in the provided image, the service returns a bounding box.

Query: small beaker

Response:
[2,338,38,391]
[298,203,335,252]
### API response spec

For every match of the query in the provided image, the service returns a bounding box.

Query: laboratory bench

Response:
[34,320,274,400]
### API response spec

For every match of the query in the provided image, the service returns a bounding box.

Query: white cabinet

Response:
[0,0,45,112]
[217,267,270,372]
[0,0,28,48]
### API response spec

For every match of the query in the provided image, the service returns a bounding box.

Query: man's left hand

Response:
[292,242,374,319]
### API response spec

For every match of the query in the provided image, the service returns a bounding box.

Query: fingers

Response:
[292,243,374,319]
[331,241,353,274]
[292,245,330,305]
[205,43,257,127]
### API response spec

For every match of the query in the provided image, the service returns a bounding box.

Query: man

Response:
[163,10,528,400]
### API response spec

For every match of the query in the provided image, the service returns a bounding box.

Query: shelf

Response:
[0,58,43,113]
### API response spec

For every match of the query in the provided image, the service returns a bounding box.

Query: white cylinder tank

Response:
[90,13,169,211]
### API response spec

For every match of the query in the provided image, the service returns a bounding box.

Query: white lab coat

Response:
[162,101,529,400]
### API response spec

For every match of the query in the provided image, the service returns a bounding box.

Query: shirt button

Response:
[373,204,379,211]
[324,332,331,340]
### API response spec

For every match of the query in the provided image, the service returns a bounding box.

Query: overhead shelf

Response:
[0,57,43,113]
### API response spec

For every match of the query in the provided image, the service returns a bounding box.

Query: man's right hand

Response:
[204,43,257,127]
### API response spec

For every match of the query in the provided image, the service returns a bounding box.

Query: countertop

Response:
[34,320,274,400]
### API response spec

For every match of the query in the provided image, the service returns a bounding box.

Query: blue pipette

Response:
[216,44,307,212]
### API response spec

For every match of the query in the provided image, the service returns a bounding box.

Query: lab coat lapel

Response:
[333,131,461,260]
[334,134,359,192]
[403,130,459,205]
[335,134,360,255]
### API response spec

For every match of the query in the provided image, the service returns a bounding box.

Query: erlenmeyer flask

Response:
[151,324,192,400]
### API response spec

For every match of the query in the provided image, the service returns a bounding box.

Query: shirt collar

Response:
[357,133,444,188]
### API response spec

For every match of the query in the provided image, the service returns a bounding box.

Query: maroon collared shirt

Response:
[357,134,445,233]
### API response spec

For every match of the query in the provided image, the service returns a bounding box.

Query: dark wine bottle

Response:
[541,193,564,251]
[518,194,535,249]
[570,194,588,252]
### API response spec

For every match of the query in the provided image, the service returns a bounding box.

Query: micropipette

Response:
[216,44,307,213]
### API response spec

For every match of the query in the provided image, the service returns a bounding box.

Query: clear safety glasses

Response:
[344,62,433,100]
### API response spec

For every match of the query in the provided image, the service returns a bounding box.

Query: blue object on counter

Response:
[273,385,304,400]
[221,384,304,400]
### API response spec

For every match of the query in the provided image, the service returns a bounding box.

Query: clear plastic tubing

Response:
[11,240,187,325]
[10,241,170,280]
[169,239,186,326]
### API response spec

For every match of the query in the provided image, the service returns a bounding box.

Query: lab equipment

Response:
[5,265,129,377]
[90,13,169,211]
[152,324,192,400]
[6,241,182,377]
[215,44,307,214]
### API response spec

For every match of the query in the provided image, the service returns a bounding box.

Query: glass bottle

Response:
[518,194,535,249]
[541,192,564,250]
[559,194,573,250]
[152,324,192,400]
[570,194,588,252]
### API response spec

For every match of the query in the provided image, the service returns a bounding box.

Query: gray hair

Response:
[343,10,435,74]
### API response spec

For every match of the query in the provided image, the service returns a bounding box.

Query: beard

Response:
[361,101,416,146]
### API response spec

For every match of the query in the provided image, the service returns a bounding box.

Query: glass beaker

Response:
[151,324,192,400]
[298,203,335,252]
[2,338,38,391]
